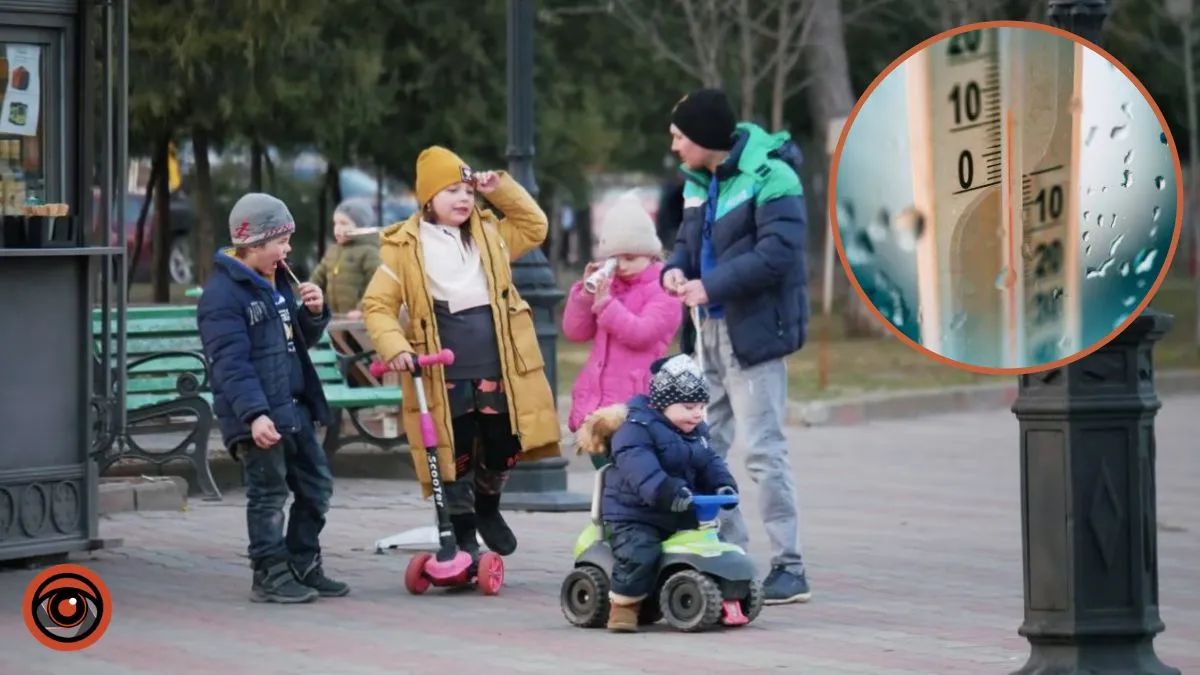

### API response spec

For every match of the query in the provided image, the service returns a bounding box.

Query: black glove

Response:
[669,486,694,513]
[716,485,738,509]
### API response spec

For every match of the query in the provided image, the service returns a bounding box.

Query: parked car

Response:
[91,188,197,285]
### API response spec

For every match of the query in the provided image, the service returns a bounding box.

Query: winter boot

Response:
[251,559,319,604]
[290,555,350,598]
[475,493,517,555]
[450,512,481,561]
[607,593,642,633]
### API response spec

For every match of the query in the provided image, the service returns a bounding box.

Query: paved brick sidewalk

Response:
[2,396,1197,674]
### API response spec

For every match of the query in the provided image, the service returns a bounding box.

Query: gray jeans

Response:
[700,318,805,574]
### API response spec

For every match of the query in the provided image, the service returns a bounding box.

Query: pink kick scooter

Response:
[371,349,504,596]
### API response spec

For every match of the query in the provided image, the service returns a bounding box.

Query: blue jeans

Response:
[701,319,805,575]
[607,521,669,599]
[239,404,333,568]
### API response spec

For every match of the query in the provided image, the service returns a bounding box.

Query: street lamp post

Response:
[501,0,587,512]
[1009,4,1179,673]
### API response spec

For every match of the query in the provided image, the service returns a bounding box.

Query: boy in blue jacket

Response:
[601,353,737,632]
[197,192,348,604]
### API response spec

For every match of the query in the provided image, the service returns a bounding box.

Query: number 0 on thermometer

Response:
[907,27,1082,368]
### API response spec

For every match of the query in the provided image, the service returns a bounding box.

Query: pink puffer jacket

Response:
[562,261,683,432]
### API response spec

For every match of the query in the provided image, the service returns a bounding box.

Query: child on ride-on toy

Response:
[591,353,738,632]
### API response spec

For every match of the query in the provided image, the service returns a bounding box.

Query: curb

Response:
[98,476,188,515]
[789,369,1200,428]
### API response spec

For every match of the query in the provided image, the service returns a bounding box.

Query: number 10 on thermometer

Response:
[907,27,1082,368]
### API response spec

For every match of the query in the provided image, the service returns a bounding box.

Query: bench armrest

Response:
[125,350,211,392]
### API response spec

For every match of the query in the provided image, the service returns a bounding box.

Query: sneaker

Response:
[475,494,517,555]
[290,557,350,598]
[762,566,811,605]
[251,560,319,604]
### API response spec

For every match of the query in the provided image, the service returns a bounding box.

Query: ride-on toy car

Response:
[560,467,763,631]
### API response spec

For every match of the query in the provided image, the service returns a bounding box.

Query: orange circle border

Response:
[22,563,113,652]
[827,19,1186,376]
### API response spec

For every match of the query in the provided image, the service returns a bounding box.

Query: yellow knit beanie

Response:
[415,146,474,207]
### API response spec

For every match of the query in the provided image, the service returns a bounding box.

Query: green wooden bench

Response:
[94,305,405,501]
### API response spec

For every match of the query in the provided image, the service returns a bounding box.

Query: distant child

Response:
[562,196,683,467]
[197,192,349,604]
[360,146,560,559]
[591,354,737,632]
[310,199,382,319]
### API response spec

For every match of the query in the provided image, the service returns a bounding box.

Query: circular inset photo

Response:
[831,21,1183,373]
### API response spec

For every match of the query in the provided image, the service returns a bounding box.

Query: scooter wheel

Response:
[405,552,433,595]
[659,570,723,632]
[476,551,504,595]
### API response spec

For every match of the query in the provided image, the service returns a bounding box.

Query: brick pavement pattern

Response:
[2,396,1197,674]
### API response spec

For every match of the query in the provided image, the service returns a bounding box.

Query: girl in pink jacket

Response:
[563,196,684,460]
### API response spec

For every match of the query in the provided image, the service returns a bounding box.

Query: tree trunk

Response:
[191,126,217,286]
[130,146,158,293]
[738,0,756,120]
[152,133,172,302]
[376,162,385,228]
[770,1,791,131]
[802,0,886,337]
[319,161,339,259]
[264,148,276,193]
[250,134,263,192]
[1183,21,1200,351]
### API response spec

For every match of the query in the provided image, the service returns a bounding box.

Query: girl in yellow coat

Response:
[362,146,560,558]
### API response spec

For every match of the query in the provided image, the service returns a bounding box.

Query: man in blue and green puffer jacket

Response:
[661,88,812,605]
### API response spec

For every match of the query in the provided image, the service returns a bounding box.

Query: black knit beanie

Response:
[670,88,736,151]
[648,354,710,409]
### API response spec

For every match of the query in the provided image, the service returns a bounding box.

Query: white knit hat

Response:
[595,194,662,258]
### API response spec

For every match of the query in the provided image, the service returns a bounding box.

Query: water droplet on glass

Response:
[1085,126,1098,146]
[1082,230,1092,243]
[1113,312,1130,329]
[1109,233,1125,256]
[1121,170,1133,188]
[1058,335,1070,349]
[1134,248,1159,275]
[1121,102,1133,119]
[1110,213,1118,229]
[1110,124,1130,141]
[1150,226,1158,238]
[1123,295,1137,307]
[867,209,889,243]
[846,230,875,266]
[1152,206,1161,221]
[1160,131,1167,144]
[1096,213,1105,227]
[1124,149,1134,164]
[1052,287,1064,300]
[950,312,967,332]
[1120,261,1131,276]
[1138,278,1148,289]
[1082,209,1091,222]
[1085,258,1116,279]
[1101,186,1109,193]
[894,207,924,252]
[1155,176,1166,190]
[995,267,1015,290]
[1085,244,1093,256]
[1086,186,1094,195]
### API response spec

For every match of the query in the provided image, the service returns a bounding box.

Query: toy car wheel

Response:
[742,579,764,623]
[560,566,610,628]
[476,551,504,596]
[405,552,432,595]
[659,570,723,632]
[639,596,663,625]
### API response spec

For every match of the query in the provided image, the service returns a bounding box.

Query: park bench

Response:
[92,304,405,501]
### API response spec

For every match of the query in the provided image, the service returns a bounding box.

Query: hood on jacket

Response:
[213,248,279,293]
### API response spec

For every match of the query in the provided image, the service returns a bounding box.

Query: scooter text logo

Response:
[23,564,112,651]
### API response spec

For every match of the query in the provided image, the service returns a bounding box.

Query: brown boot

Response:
[607,594,642,633]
